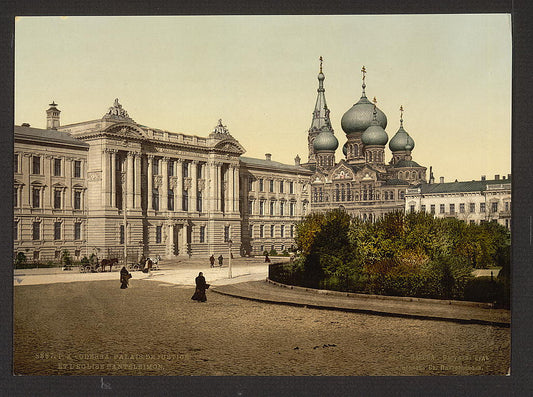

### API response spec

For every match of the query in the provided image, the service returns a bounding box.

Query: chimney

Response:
[294,155,301,166]
[481,175,486,181]
[265,153,272,161]
[440,177,444,184]
[46,101,61,130]
[495,174,500,180]
[21,123,30,127]
[502,175,506,180]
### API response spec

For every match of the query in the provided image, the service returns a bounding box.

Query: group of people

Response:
[209,254,225,268]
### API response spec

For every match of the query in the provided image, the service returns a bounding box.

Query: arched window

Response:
[335,184,339,201]
[341,184,345,201]
[168,189,174,211]
[354,145,358,157]
[347,186,351,201]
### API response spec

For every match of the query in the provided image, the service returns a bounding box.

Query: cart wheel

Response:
[79,266,86,273]
[96,266,103,273]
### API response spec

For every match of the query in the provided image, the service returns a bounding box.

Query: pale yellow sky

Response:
[14,15,511,182]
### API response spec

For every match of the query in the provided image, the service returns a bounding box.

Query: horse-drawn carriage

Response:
[128,256,160,272]
[79,258,119,273]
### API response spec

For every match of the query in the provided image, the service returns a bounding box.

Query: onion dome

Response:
[389,106,415,151]
[361,97,388,146]
[341,66,387,134]
[342,142,348,156]
[313,129,339,151]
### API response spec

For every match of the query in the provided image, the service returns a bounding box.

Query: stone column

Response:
[207,160,216,213]
[191,160,198,212]
[216,162,221,212]
[111,150,117,208]
[147,155,153,210]
[176,159,183,211]
[233,164,240,213]
[227,164,234,213]
[101,150,109,207]
[134,153,141,209]
[126,152,134,209]
[22,153,31,209]
[161,157,169,211]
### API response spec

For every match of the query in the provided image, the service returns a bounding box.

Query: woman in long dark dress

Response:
[191,272,209,302]
[120,266,132,289]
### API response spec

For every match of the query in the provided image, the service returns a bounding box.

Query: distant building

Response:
[405,175,512,229]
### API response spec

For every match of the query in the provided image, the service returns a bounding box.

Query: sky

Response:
[14,15,511,182]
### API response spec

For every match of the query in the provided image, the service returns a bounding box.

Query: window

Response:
[168,160,174,177]
[269,180,274,193]
[491,202,499,213]
[13,220,18,241]
[168,189,174,211]
[14,154,19,173]
[390,191,394,200]
[259,201,264,215]
[470,203,476,213]
[74,161,81,178]
[14,187,18,208]
[156,226,162,244]
[410,205,415,213]
[505,202,509,212]
[74,222,81,240]
[460,203,465,213]
[450,204,455,214]
[197,163,202,179]
[290,202,295,216]
[182,190,188,211]
[152,188,159,211]
[32,187,40,208]
[74,191,81,210]
[153,158,160,175]
[280,225,285,238]
[270,201,275,215]
[421,205,426,212]
[54,222,61,240]
[249,225,253,238]
[259,179,264,192]
[224,226,230,242]
[120,225,125,244]
[248,178,253,191]
[183,162,189,178]
[74,250,80,258]
[280,181,284,193]
[440,204,445,214]
[270,225,275,237]
[197,192,202,212]
[399,191,405,199]
[32,156,40,174]
[290,225,294,238]
[32,221,40,240]
[33,251,40,261]
[54,158,61,176]
[200,226,205,243]
[480,203,486,213]
[280,202,285,216]
[260,225,264,238]
[54,189,62,209]
[289,181,294,194]
[248,200,253,214]
[430,204,435,214]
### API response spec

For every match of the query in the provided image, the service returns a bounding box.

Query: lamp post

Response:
[228,239,233,279]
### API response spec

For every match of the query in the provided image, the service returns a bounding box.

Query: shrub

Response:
[464,276,505,304]
[269,248,278,256]
[62,250,73,268]
[14,252,27,268]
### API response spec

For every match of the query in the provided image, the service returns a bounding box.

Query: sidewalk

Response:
[212,280,511,327]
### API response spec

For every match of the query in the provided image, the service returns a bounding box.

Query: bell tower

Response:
[46,101,61,130]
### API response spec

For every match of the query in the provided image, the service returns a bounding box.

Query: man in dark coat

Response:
[191,272,209,302]
[120,266,132,289]
[218,255,224,267]
[210,254,215,268]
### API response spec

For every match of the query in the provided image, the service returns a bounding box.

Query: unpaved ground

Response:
[14,279,510,376]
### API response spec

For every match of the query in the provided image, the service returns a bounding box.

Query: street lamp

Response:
[228,239,233,279]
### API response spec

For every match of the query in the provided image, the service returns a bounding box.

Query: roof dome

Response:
[362,119,388,146]
[341,96,387,134]
[313,129,339,151]
[389,107,415,151]
[342,142,348,156]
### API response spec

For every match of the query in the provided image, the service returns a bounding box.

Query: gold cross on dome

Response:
[319,56,323,73]
[400,105,404,118]
[361,66,366,82]
[373,96,377,105]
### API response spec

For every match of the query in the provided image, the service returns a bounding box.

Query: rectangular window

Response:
[260,225,264,238]
[197,193,202,212]
[260,201,264,216]
[269,180,274,193]
[421,205,426,212]
[183,162,189,178]
[197,163,202,179]
[280,225,285,238]
[14,188,18,208]
[410,205,415,213]
[224,226,230,242]
[153,158,160,175]
[280,202,285,216]
[14,154,19,173]
[33,251,39,261]
[491,202,499,213]
[182,191,188,211]
[13,220,18,241]
[248,200,253,215]
[430,204,435,214]
[74,191,81,210]
[168,160,174,177]
[470,203,476,213]
[270,225,275,237]
[199,226,205,243]
[280,181,284,193]
[290,225,294,238]
[32,156,40,174]
[54,158,61,176]
[153,189,160,211]
[168,190,174,211]
[249,225,253,238]
[32,222,40,240]
[54,222,61,240]
[270,201,275,215]
[289,181,294,194]
[450,204,455,214]
[120,225,125,244]
[290,202,295,216]
[74,160,82,178]
[156,225,162,243]
[480,203,486,213]
[32,188,40,208]
[439,204,445,214]
[259,179,264,192]
[248,178,253,191]
[74,222,81,240]
[54,189,62,209]
[505,202,509,211]
[459,203,465,213]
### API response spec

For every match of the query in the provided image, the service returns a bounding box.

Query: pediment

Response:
[104,123,146,139]
[213,139,246,155]
[331,164,354,181]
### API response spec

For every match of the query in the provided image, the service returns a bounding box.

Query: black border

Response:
[3,0,531,395]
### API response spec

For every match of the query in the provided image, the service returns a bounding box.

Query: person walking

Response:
[120,266,132,289]
[218,255,224,267]
[210,254,215,268]
[191,272,210,302]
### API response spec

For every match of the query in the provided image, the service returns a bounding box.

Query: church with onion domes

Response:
[303,59,427,221]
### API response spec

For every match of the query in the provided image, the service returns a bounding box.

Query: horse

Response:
[100,258,119,272]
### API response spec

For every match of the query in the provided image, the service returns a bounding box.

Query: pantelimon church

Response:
[14,62,428,263]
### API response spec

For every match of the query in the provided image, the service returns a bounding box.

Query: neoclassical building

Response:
[303,61,427,221]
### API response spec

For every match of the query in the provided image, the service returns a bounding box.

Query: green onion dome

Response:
[313,129,339,151]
